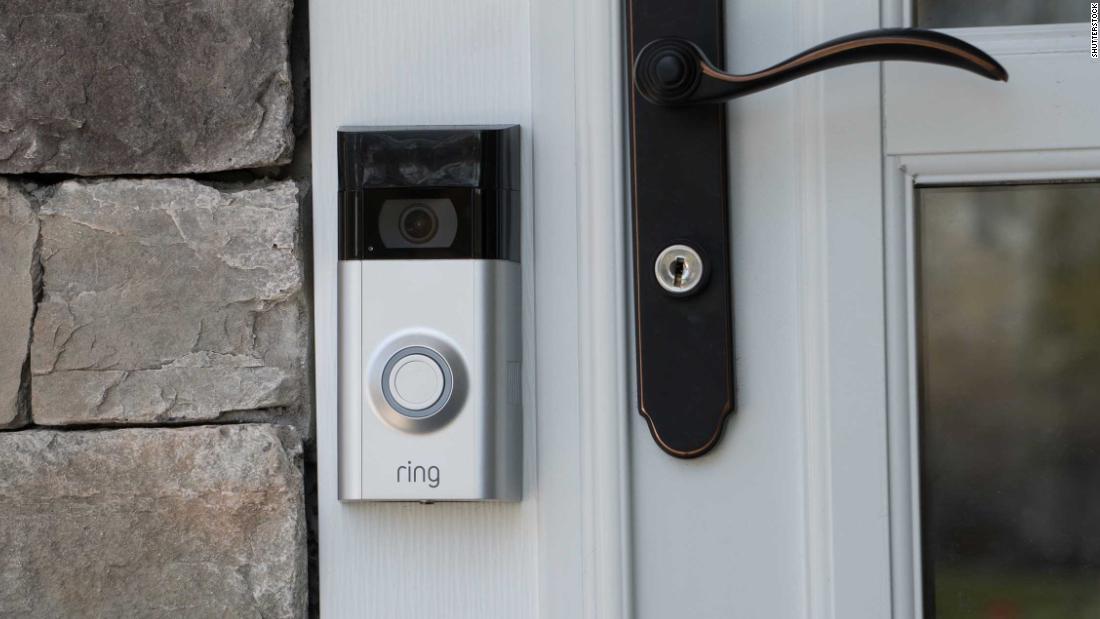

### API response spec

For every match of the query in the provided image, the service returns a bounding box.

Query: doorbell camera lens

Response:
[376,198,459,249]
[399,204,439,244]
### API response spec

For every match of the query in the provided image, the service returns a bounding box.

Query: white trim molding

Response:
[884,149,1100,619]
[798,0,895,617]
[530,0,633,616]
[574,0,634,616]
[795,0,832,613]
[896,148,1100,184]
[937,23,1093,56]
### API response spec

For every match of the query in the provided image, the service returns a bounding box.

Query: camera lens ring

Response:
[398,204,439,244]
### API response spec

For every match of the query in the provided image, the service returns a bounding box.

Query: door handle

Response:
[635,28,1007,106]
[625,0,1009,458]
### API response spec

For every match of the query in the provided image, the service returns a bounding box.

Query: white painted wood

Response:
[796,3,832,617]
[885,24,1100,155]
[932,24,1092,55]
[571,0,634,616]
[883,156,918,619]
[629,0,1100,616]
[880,2,1100,614]
[804,0,894,617]
[310,2,538,617]
[527,0,584,614]
[313,0,633,615]
[883,148,1100,619]
[628,0,897,615]
[895,148,1100,181]
[631,1,808,616]
[530,0,633,616]
[895,0,1089,53]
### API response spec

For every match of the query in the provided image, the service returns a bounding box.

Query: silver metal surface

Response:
[337,261,363,500]
[654,243,704,295]
[338,259,522,501]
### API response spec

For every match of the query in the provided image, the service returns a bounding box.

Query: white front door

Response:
[625,0,1100,618]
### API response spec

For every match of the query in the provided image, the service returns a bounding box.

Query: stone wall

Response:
[0,2,311,617]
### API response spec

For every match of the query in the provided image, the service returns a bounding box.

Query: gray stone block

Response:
[0,179,37,429]
[31,178,305,427]
[0,425,307,618]
[0,0,293,175]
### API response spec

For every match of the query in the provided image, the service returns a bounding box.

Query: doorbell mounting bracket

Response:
[337,125,522,501]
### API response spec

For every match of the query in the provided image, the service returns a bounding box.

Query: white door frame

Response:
[529,0,632,616]
[793,1,894,616]
[883,148,1100,618]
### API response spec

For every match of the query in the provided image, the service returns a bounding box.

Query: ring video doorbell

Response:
[337,126,522,501]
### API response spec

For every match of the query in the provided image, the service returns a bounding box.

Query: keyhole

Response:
[655,244,703,296]
[670,256,687,287]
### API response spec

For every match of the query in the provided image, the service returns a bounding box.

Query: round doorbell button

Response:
[389,354,444,410]
[380,346,455,420]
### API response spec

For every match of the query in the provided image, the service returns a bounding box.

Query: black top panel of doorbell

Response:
[338,126,520,262]
[338,125,519,191]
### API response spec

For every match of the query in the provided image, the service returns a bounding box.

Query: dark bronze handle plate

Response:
[626,0,1008,458]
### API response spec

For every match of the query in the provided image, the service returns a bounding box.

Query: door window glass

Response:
[918,182,1100,618]
[915,0,1083,28]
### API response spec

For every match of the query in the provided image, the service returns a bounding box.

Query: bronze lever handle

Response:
[634,27,1008,106]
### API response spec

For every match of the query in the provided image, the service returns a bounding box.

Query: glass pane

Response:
[915,0,1083,28]
[917,182,1100,618]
